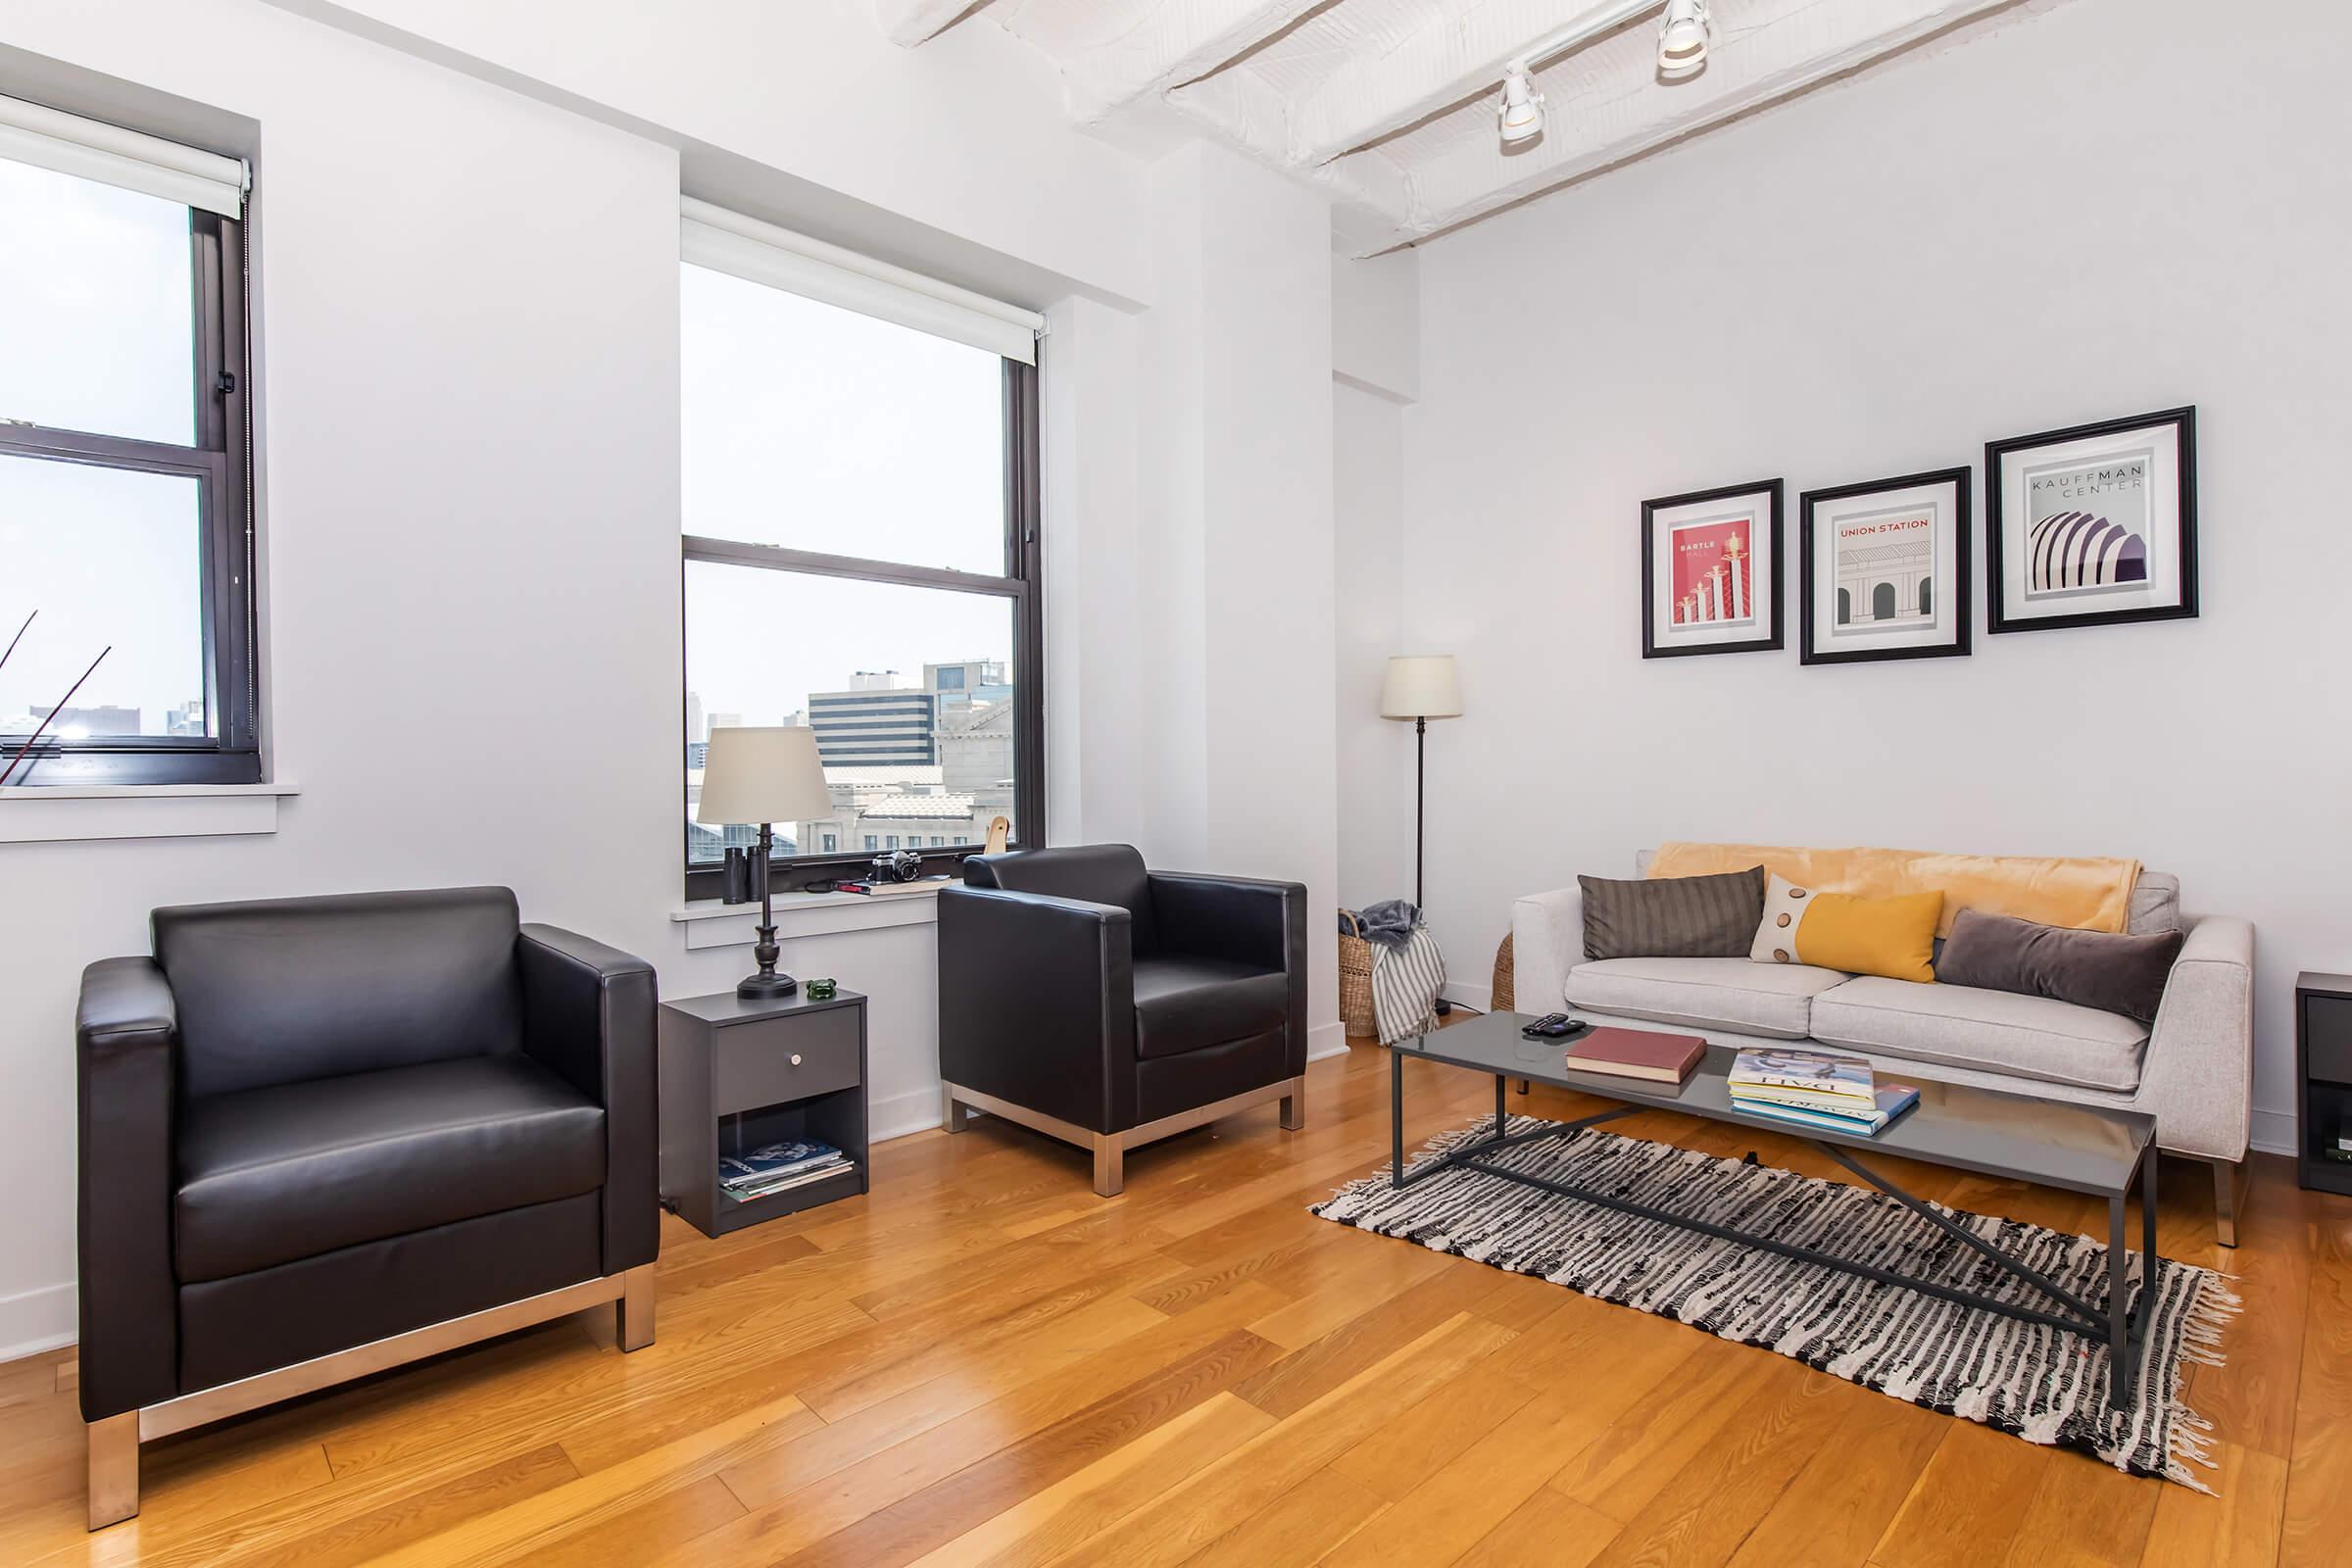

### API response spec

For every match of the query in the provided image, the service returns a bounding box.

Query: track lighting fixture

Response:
[1658,0,1713,79]
[1497,64,1544,146]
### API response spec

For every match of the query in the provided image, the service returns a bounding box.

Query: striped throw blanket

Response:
[1371,924,1446,1045]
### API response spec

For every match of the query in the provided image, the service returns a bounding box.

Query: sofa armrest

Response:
[77,957,181,1421]
[1148,872,1308,1073]
[517,924,659,1273]
[939,885,1136,1134]
[2138,914,2255,1162]
[1511,884,1586,1018]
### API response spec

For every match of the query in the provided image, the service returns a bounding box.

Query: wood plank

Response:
[1449,1488,1623,1568]
[1725,1381,1946,1568]
[1871,1423,2050,1568]
[2139,1442,2288,1568]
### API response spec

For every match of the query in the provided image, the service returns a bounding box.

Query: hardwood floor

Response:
[4,1035,2348,1566]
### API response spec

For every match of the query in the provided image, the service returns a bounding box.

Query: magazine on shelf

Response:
[1734,1082,1920,1136]
[721,1139,845,1190]
[1727,1048,1875,1102]
[725,1159,855,1201]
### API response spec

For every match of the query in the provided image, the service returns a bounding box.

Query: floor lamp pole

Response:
[1414,714,1427,909]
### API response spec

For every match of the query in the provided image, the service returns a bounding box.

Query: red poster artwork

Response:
[1669,515,1754,626]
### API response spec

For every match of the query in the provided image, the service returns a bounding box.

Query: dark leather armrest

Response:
[517,924,658,1273]
[77,957,181,1420]
[938,885,1137,1134]
[1149,872,1309,1073]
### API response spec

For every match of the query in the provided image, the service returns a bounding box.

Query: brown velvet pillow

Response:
[1579,866,1766,960]
[1934,907,2183,1025]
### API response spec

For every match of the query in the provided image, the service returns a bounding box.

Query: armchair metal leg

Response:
[616,1262,657,1351]
[1093,1135,1124,1198]
[1280,1075,1305,1131]
[2209,1155,2241,1249]
[86,1411,138,1531]
[943,1085,968,1133]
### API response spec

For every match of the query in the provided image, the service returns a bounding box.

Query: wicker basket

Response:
[1492,932,1515,1014]
[1339,912,1378,1038]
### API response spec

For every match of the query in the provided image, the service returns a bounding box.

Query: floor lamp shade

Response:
[695,726,832,828]
[1379,656,1462,720]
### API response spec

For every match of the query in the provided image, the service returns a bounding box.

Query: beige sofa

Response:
[1512,852,2255,1244]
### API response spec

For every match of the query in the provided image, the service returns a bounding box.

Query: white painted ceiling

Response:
[872,0,2063,254]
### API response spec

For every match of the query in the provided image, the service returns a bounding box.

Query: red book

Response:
[1561,1027,1706,1086]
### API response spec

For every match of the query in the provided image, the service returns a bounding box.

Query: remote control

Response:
[1521,1013,1590,1039]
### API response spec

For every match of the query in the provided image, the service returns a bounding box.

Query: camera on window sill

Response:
[870,849,925,883]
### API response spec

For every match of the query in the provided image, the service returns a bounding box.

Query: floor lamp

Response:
[1379,655,1463,1007]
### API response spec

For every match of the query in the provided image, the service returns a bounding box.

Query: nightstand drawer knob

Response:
[791,1054,803,1066]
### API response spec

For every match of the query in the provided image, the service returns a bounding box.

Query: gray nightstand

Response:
[2299,972,2352,1197]
[659,987,869,1237]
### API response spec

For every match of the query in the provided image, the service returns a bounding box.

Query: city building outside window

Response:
[1,119,258,785]
[679,223,1043,900]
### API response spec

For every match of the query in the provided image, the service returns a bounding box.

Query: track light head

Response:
[1658,0,1713,79]
[1497,65,1544,146]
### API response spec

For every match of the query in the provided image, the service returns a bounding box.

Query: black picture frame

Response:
[1799,466,1973,666]
[1641,478,1784,659]
[1986,406,2197,635]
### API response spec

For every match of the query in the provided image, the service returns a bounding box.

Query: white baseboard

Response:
[2249,1107,2295,1158]
[1307,1019,1349,1062]
[0,1282,76,1364]
[1443,982,1494,1015]
[871,1083,952,1146]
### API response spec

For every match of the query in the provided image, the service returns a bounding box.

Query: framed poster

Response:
[1800,466,1971,665]
[1986,407,2196,634]
[1641,478,1782,659]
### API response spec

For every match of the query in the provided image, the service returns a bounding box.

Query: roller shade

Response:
[0,94,247,218]
[680,197,1042,365]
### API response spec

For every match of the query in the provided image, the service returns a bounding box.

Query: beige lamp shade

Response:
[694,725,832,825]
[1378,655,1462,719]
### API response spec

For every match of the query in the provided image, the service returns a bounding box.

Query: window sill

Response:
[670,884,943,950]
[0,782,299,845]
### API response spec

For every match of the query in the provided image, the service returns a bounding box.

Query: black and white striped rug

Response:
[1312,1115,2238,1489]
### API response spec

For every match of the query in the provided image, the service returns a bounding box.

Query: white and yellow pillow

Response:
[1749,873,1942,984]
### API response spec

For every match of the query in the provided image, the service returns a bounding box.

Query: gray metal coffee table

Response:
[1390,1010,2161,1409]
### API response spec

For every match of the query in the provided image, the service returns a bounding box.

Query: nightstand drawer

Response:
[2309,996,2352,1084]
[715,1007,860,1111]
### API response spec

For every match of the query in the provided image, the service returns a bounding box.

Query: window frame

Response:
[0,207,258,786]
[680,354,1044,901]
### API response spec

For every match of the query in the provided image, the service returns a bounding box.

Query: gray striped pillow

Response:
[1579,867,1767,960]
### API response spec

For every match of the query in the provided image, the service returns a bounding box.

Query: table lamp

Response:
[1378,654,1463,915]
[696,725,833,999]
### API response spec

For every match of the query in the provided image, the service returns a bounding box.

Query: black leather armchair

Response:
[938,845,1308,1195]
[74,886,658,1530]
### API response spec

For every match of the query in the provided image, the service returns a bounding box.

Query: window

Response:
[0,102,256,785]
[679,202,1043,900]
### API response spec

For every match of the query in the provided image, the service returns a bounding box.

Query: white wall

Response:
[0,0,1349,1355]
[1390,0,2352,1148]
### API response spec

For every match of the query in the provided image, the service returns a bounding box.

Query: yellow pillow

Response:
[1751,874,1942,983]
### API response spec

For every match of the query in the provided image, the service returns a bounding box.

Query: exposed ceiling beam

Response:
[1165,64,1414,231]
[874,0,983,49]
[1060,0,1331,124]
[1374,0,2043,250]
[1292,0,1662,167]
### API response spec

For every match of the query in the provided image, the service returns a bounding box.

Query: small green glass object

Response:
[805,978,837,1001]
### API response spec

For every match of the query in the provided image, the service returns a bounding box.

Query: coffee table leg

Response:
[2108,1191,2133,1410]
[2142,1148,2159,1279]
[1494,1075,1506,1138]
[1391,1047,1405,1189]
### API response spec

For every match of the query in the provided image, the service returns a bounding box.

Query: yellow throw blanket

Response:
[1646,842,2140,937]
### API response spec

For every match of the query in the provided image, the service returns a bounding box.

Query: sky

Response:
[679,266,1015,729]
[1,166,1020,741]
[0,161,205,735]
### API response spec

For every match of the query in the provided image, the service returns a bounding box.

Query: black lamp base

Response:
[737,970,799,1000]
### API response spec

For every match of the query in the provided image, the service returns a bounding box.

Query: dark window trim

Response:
[1,209,258,786]
[681,356,1045,901]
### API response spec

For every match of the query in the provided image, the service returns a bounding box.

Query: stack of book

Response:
[719,1139,854,1202]
[1728,1049,1918,1137]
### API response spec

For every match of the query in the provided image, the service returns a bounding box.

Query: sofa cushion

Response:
[1132,956,1288,1061]
[1579,867,1765,960]
[1567,956,1853,1040]
[175,1054,607,1284]
[1808,976,2149,1093]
